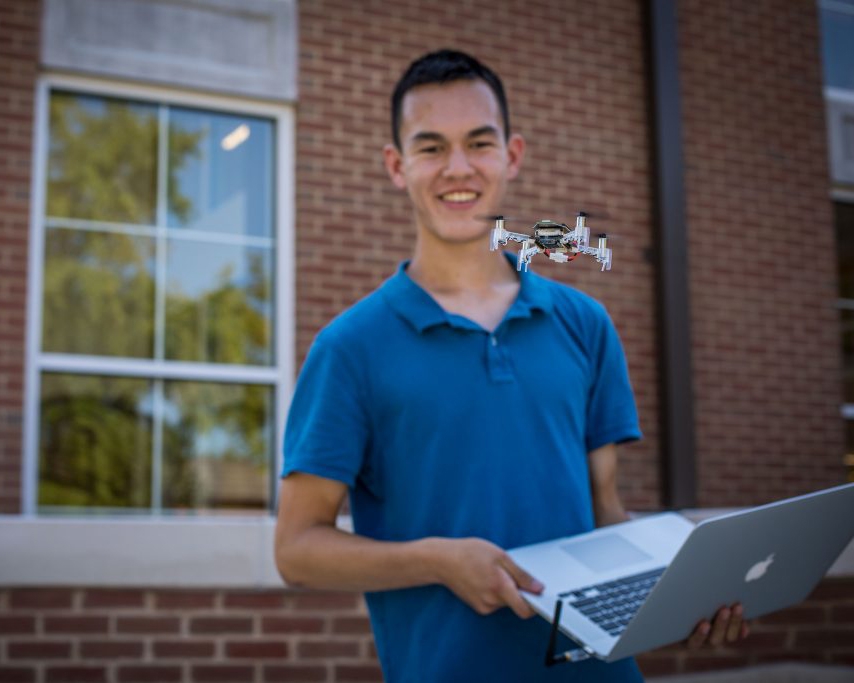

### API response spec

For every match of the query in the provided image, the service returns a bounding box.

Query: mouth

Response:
[438,190,480,208]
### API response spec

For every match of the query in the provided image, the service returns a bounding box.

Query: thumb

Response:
[502,556,544,594]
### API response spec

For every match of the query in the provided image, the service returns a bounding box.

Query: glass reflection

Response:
[42,228,155,358]
[39,373,152,510]
[821,4,854,90]
[161,381,272,511]
[164,240,273,365]
[168,108,274,237]
[47,92,158,224]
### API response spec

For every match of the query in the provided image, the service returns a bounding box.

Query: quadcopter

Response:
[489,212,612,272]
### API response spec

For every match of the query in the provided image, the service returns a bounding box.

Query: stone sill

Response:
[0,511,851,588]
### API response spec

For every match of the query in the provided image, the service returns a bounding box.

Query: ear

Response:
[383,143,408,190]
[505,132,525,181]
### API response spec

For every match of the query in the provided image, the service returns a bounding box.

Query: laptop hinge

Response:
[545,599,594,666]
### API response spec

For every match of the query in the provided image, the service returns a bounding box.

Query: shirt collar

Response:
[381,253,554,334]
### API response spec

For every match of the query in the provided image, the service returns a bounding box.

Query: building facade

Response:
[0,0,852,681]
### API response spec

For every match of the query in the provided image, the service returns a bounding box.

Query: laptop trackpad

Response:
[560,534,652,572]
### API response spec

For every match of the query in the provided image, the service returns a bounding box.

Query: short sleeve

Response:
[585,307,642,452]
[281,328,371,487]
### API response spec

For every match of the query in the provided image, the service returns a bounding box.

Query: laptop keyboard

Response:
[558,567,666,637]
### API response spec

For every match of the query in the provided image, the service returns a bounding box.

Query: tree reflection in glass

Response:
[162,381,271,511]
[47,92,159,224]
[42,229,155,357]
[165,241,273,365]
[39,373,152,509]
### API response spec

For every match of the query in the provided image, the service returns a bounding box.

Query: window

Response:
[26,78,293,514]
[820,0,854,481]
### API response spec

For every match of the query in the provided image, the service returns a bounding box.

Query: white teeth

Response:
[441,191,477,202]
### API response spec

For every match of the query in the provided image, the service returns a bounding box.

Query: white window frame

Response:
[22,73,295,519]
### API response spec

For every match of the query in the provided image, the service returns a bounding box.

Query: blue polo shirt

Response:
[283,259,644,682]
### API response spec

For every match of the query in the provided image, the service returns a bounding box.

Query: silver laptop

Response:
[507,482,854,664]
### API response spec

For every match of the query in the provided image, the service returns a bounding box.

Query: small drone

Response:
[489,212,612,272]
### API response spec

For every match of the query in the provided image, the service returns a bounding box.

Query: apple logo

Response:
[745,553,775,583]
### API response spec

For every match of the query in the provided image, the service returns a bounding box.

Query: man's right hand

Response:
[427,537,545,619]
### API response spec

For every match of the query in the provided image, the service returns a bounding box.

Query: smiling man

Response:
[275,50,744,682]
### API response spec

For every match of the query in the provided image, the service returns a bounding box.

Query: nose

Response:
[443,145,474,178]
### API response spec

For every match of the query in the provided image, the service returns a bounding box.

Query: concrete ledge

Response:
[0,510,851,587]
[649,663,854,683]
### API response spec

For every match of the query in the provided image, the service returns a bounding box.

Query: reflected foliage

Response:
[39,374,152,508]
[47,92,202,225]
[162,381,271,510]
[42,229,155,357]
[165,249,273,365]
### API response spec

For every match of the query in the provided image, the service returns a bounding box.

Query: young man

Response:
[275,50,745,682]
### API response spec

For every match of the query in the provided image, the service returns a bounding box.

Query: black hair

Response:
[390,49,510,150]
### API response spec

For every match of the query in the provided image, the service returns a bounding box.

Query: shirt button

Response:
[490,336,498,347]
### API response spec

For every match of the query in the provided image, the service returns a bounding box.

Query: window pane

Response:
[161,381,272,511]
[164,240,273,365]
[47,92,158,224]
[844,309,854,404]
[837,202,854,300]
[168,108,274,237]
[39,373,152,510]
[42,228,155,357]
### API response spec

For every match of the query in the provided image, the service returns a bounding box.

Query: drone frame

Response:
[489,213,612,272]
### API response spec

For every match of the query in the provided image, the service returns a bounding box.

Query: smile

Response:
[439,191,479,203]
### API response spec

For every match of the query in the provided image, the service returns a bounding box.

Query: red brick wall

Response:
[0,0,39,513]
[679,0,845,505]
[0,583,852,681]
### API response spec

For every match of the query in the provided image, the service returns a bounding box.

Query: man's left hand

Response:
[686,603,750,649]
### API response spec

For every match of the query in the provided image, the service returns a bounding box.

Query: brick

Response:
[261,616,325,634]
[223,591,287,610]
[807,581,854,603]
[189,616,254,635]
[153,591,217,610]
[263,664,327,682]
[45,668,107,683]
[224,640,289,659]
[0,667,35,683]
[8,589,73,610]
[291,592,360,611]
[333,664,384,682]
[191,666,256,683]
[298,640,360,659]
[7,641,71,659]
[758,605,827,626]
[331,617,372,634]
[115,617,181,635]
[152,640,216,658]
[44,616,109,634]
[795,628,854,650]
[116,666,182,683]
[83,590,146,609]
[79,641,145,659]
[0,616,35,634]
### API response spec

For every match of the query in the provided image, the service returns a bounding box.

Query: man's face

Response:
[384,79,524,245]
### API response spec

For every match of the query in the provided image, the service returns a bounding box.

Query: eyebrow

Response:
[408,125,501,146]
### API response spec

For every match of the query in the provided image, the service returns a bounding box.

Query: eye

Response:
[418,145,441,155]
[470,140,494,150]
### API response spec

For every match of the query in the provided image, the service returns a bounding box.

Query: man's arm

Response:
[587,442,629,527]
[274,472,543,618]
[588,443,749,646]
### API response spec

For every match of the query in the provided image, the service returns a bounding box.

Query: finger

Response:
[725,604,743,643]
[500,556,544,594]
[686,620,710,650]
[708,607,730,647]
[496,570,536,619]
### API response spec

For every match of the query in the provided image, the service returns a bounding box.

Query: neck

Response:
[407,232,516,294]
